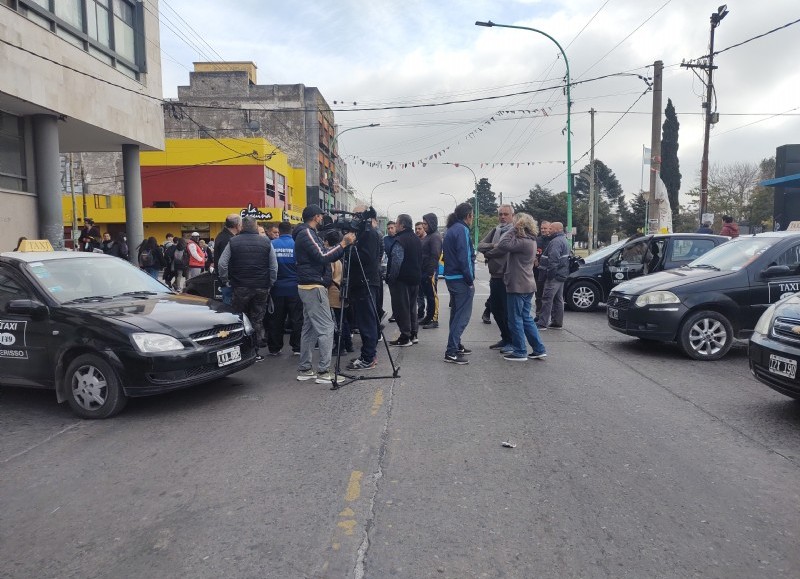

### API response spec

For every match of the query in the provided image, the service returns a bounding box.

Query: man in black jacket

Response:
[420,213,442,329]
[217,215,278,361]
[345,206,383,370]
[213,213,242,305]
[386,214,422,346]
[293,205,356,384]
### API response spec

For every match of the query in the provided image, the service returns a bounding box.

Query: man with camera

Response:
[293,205,356,384]
[344,205,383,370]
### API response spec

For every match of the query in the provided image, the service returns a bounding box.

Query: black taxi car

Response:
[748,293,800,399]
[606,232,800,360]
[0,249,257,418]
[565,233,728,311]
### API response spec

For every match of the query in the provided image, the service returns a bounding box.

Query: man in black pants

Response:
[267,220,303,355]
[477,204,514,350]
[345,207,383,370]
[386,214,422,346]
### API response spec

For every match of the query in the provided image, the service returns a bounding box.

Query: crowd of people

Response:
[69,202,569,380]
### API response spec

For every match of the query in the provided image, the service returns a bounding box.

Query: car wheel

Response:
[678,311,734,361]
[566,282,600,312]
[65,354,128,419]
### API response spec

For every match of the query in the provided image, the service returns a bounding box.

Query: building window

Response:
[276,173,286,203]
[0,112,27,192]
[19,0,146,77]
[265,168,275,198]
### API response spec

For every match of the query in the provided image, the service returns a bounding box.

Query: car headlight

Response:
[241,313,254,336]
[131,333,184,352]
[753,303,778,336]
[635,291,681,307]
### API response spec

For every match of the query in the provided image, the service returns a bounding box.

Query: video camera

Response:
[323,206,377,235]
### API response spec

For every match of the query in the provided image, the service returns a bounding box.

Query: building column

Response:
[32,115,64,249]
[122,144,143,263]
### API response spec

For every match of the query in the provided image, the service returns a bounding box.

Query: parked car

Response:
[749,292,800,399]
[606,232,800,360]
[184,271,223,300]
[0,250,256,418]
[565,233,728,311]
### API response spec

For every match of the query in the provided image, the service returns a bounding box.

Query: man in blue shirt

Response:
[442,202,476,364]
[266,221,303,355]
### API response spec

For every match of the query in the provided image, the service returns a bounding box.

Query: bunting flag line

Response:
[344,108,556,169]
[344,157,565,170]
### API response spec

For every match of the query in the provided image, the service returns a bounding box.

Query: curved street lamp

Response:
[443,163,479,248]
[386,200,405,218]
[439,192,458,206]
[328,123,380,211]
[370,179,398,207]
[475,20,572,246]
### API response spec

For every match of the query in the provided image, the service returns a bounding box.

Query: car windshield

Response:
[687,237,775,271]
[583,238,628,264]
[25,256,172,304]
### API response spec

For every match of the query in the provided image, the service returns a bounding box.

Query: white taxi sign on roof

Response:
[16,239,54,252]
[786,222,800,232]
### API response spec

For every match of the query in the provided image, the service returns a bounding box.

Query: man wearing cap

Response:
[293,205,356,384]
[186,232,206,280]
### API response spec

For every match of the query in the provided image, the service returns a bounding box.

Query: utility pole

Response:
[588,108,596,252]
[682,5,729,221]
[647,60,663,233]
[69,154,78,248]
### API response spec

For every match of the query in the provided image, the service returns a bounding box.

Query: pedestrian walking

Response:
[386,214,422,346]
[442,202,476,364]
[492,213,547,361]
[213,214,242,305]
[217,215,278,362]
[537,221,570,330]
[478,204,515,350]
[137,236,164,279]
[167,237,189,291]
[293,205,355,384]
[266,220,303,356]
[420,212,442,329]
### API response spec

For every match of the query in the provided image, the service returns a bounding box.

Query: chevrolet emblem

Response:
[217,330,230,338]
[791,327,800,335]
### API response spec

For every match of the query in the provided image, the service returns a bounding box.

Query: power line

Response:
[711,105,800,138]
[703,16,800,59]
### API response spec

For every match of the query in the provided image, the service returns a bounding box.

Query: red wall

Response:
[141,165,278,208]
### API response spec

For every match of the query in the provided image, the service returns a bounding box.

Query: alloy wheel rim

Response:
[71,364,108,410]
[688,318,726,356]
[573,286,595,308]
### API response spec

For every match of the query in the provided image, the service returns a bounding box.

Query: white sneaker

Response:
[296,369,316,381]
[315,371,344,385]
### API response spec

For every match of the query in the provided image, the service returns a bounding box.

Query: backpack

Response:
[139,249,155,268]
[172,248,189,271]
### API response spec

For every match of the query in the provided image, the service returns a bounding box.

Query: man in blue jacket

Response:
[293,205,355,384]
[266,220,302,355]
[537,221,570,330]
[442,202,476,364]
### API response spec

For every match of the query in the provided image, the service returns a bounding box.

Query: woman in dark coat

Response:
[137,236,165,279]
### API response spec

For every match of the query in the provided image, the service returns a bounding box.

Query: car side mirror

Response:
[762,265,791,278]
[6,299,49,321]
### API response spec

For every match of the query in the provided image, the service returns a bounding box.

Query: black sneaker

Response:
[411,333,419,344]
[529,352,548,360]
[389,335,412,347]
[444,352,469,365]
[536,324,548,331]
[457,345,472,355]
[489,340,507,350]
[548,324,563,329]
[481,309,491,324]
[422,320,439,329]
[347,358,377,370]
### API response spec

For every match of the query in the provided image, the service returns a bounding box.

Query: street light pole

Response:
[386,200,405,228]
[328,123,379,211]
[370,179,397,207]
[439,192,458,207]
[475,20,572,247]
[443,162,479,248]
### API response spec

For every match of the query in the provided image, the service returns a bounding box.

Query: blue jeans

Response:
[445,279,474,355]
[506,292,546,357]
[220,285,234,306]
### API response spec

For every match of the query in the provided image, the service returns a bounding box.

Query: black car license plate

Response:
[217,345,242,367]
[608,307,619,320]
[768,354,797,379]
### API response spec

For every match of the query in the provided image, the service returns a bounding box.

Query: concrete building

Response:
[163,62,348,212]
[0,0,164,252]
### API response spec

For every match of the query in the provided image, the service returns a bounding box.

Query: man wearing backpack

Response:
[186,232,206,280]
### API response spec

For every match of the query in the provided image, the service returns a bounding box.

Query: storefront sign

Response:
[240,203,273,220]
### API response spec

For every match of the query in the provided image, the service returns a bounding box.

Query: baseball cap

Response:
[302,205,324,222]
[191,231,200,237]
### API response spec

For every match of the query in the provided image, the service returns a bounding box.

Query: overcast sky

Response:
[156,0,800,222]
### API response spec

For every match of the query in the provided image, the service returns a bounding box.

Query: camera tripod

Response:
[331,241,400,390]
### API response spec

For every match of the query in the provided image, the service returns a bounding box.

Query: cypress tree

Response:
[661,98,682,218]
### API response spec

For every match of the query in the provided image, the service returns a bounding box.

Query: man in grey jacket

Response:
[537,221,570,330]
[477,204,514,349]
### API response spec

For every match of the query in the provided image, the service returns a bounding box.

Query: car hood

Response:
[773,293,800,318]
[611,267,735,295]
[66,294,241,336]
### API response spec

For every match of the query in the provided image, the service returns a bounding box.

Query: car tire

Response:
[566,281,601,312]
[65,354,128,419]
[678,311,734,361]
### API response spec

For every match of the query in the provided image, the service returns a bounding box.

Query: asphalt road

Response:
[2,266,799,578]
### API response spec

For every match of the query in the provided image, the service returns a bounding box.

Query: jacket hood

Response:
[423,213,438,233]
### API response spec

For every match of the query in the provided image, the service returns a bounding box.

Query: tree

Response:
[746,157,776,230]
[572,159,624,209]
[513,184,566,224]
[474,177,498,216]
[618,193,647,236]
[707,161,760,221]
[661,98,681,219]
